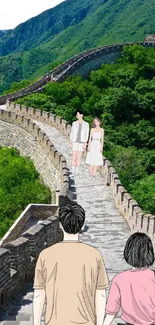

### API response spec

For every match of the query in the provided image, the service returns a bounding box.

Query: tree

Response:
[108,145,147,189]
[130,174,155,214]
[134,78,155,119]
[97,86,136,123]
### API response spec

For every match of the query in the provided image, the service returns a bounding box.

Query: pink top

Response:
[106,268,155,325]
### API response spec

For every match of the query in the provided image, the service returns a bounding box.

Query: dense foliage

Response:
[0,0,155,93]
[16,45,155,214]
[2,80,34,95]
[0,147,51,238]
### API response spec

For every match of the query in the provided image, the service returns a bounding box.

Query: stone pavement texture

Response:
[1,116,130,324]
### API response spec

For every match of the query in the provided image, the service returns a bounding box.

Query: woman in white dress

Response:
[86,117,104,179]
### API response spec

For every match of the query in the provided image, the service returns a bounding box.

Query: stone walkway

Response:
[1,115,130,324]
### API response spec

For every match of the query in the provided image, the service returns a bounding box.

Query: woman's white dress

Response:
[86,131,103,166]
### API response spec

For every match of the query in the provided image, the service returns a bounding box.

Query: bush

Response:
[130,174,155,214]
[0,147,51,238]
[105,145,147,189]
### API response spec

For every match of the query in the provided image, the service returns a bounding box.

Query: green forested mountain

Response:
[0,0,97,55]
[0,0,155,93]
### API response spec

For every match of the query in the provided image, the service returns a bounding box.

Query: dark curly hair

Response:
[59,203,85,234]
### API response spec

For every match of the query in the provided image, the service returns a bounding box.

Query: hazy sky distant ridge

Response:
[0,0,65,30]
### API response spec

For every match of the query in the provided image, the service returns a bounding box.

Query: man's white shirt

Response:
[70,121,89,143]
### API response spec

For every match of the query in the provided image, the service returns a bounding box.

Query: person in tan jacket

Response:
[33,203,109,325]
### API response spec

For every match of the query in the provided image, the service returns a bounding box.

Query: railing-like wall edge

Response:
[101,157,155,238]
[0,204,59,246]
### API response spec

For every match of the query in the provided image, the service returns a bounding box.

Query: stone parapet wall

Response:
[0,117,61,201]
[0,108,71,203]
[7,101,72,138]
[68,52,120,79]
[0,75,50,105]
[101,157,155,248]
[6,102,155,246]
[55,41,154,82]
[0,204,59,246]
[0,216,63,316]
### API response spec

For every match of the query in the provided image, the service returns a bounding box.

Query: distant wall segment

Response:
[0,41,155,104]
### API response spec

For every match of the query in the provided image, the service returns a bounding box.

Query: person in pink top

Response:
[103,232,155,325]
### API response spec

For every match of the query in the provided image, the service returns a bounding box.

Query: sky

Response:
[0,0,65,30]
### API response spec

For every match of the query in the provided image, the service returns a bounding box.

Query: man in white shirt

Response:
[70,111,89,176]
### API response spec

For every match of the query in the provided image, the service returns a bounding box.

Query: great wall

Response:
[0,36,155,105]
[0,36,155,324]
